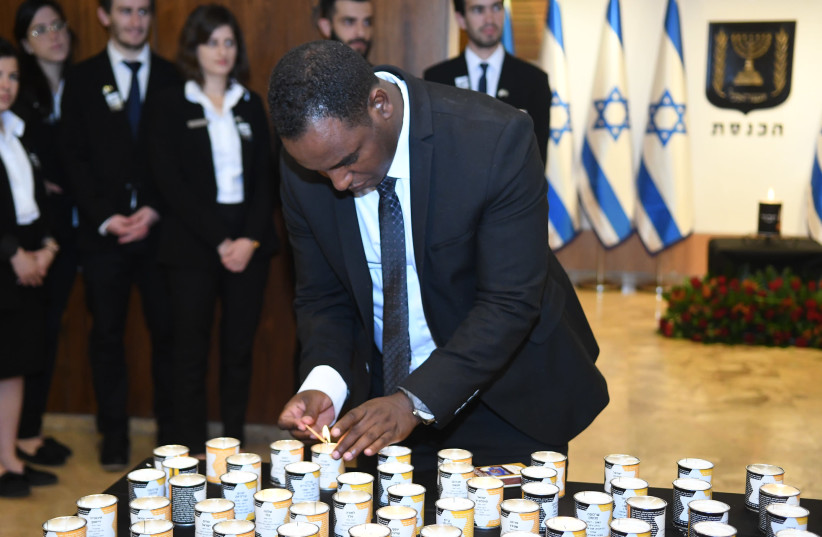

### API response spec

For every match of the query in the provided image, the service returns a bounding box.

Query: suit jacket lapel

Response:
[497,54,515,103]
[96,53,133,138]
[334,194,373,330]
[234,97,254,198]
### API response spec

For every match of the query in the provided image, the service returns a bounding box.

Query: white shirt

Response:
[464,44,505,98]
[298,72,437,421]
[107,40,150,104]
[0,111,40,225]
[184,80,246,204]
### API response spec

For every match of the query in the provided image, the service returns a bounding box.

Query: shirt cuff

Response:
[398,387,435,423]
[98,216,113,236]
[297,365,348,423]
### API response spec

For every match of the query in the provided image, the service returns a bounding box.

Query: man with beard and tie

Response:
[315,0,374,59]
[424,0,550,165]
[60,0,178,470]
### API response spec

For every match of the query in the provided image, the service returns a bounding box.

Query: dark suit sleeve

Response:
[60,69,117,229]
[400,112,551,428]
[280,158,357,384]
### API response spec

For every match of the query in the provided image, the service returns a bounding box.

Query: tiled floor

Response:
[2,289,819,535]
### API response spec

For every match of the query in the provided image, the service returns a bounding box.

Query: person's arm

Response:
[332,112,549,459]
[276,154,358,432]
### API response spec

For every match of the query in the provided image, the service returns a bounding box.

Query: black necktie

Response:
[124,61,142,137]
[478,62,489,94]
[377,176,411,396]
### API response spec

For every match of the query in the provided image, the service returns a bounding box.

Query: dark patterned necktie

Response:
[377,176,411,396]
[124,61,142,137]
[478,62,489,94]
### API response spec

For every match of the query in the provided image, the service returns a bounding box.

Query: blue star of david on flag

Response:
[593,87,630,141]
[646,89,687,147]
[549,90,572,145]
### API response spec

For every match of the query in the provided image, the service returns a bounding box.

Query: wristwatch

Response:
[399,387,436,425]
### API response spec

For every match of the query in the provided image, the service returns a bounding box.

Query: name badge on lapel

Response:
[235,116,252,141]
[102,84,123,111]
[186,118,209,129]
[27,152,42,171]
[455,75,470,90]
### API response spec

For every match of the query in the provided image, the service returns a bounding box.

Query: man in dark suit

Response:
[60,0,178,470]
[271,41,607,470]
[424,0,551,165]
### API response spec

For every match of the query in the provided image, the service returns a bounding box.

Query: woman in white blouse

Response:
[0,38,59,497]
[148,5,277,453]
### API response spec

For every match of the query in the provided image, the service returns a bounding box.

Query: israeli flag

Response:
[540,0,579,250]
[809,123,822,243]
[502,0,516,54]
[636,0,693,253]
[580,0,634,248]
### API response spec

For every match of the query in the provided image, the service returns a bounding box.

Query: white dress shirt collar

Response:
[374,71,410,183]
[464,44,505,97]
[107,40,151,102]
[0,109,25,140]
[184,79,246,114]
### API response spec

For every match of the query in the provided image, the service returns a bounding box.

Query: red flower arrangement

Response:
[659,267,822,348]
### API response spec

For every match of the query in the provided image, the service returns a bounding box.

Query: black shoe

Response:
[16,437,70,466]
[100,434,130,472]
[0,472,30,497]
[23,465,57,486]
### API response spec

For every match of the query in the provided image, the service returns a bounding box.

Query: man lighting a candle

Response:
[270,41,608,469]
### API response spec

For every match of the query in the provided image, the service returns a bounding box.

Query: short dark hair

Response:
[98,0,155,14]
[0,38,19,62]
[453,0,465,15]
[318,0,371,19]
[268,40,377,140]
[13,0,73,119]
[176,4,249,86]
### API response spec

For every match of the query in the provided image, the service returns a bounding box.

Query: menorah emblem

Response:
[730,32,772,86]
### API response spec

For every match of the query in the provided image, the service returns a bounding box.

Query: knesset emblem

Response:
[705,21,795,114]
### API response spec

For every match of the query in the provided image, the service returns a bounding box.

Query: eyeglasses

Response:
[29,20,68,39]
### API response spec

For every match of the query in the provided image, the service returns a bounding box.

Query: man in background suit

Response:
[424,0,550,165]
[271,41,608,470]
[315,0,374,59]
[60,0,178,470]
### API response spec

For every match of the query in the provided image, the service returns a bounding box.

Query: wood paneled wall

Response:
[0,0,452,425]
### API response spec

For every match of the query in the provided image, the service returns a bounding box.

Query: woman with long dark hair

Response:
[0,37,59,497]
[148,4,277,453]
[12,0,74,467]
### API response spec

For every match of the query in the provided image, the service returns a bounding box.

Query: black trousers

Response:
[81,243,174,441]
[18,240,79,439]
[165,257,269,451]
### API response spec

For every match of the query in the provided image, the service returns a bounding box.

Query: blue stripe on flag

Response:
[607,0,623,44]
[502,0,516,54]
[547,0,565,52]
[664,0,684,63]
[812,152,822,220]
[637,158,683,246]
[547,180,576,244]
[582,137,632,241]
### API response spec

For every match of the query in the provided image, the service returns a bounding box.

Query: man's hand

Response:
[330,392,420,461]
[10,248,43,286]
[220,237,256,273]
[33,248,56,276]
[105,214,133,237]
[278,390,337,441]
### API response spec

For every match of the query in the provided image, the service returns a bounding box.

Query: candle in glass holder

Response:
[758,188,782,236]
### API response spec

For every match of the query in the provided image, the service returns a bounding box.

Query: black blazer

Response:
[424,52,551,165]
[0,144,49,309]
[60,50,180,252]
[147,84,277,268]
[280,67,607,445]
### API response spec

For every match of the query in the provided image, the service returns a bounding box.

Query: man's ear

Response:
[97,6,111,28]
[370,87,394,120]
[455,12,467,31]
[317,17,332,39]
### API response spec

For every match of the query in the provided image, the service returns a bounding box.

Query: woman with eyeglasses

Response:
[148,4,278,452]
[0,37,60,497]
[12,0,74,468]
